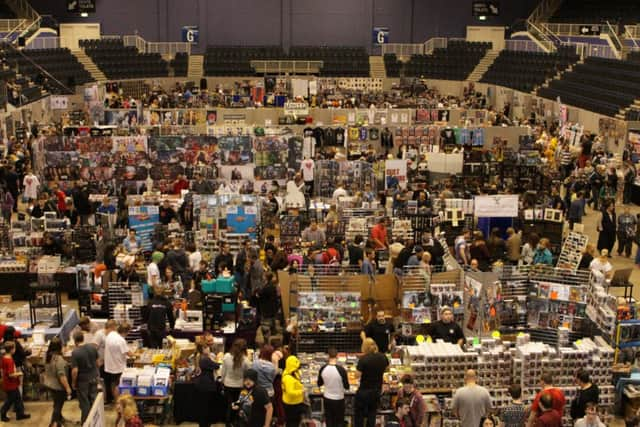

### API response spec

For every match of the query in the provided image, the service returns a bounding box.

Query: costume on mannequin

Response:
[300,157,315,196]
[284,180,306,208]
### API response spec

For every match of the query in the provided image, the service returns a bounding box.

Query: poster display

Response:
[128,205,160,251]
[385,159,408,189]
[218,136,253,165]
[226,205,257,238]
[473,195,519,218]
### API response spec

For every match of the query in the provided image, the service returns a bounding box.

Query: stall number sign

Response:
[284,102,309,116]
[373,27,389,45]
[181,26,199,44]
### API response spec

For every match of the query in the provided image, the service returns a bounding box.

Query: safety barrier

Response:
[381,43,424,56]
[24,36,59,50]
[505,39,544,52]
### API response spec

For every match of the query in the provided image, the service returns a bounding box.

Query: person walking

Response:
[597,202,616,254]
[282,355,305,427]
[221,338,251,426]
[451,370,492,427]
[44,337,72,427]
[354,338,389,427]
[1,341,29,422]
[318,347,350,427]
[617,206,637,257]
[71,331,99,424]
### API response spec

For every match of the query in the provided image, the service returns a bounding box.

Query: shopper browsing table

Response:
[361,310,395,353]
[370,217,389,250]
[355,338,389,427]
[429,306,465,346]
[104,323,134,404]
[44,337,72,427]
[71,331,99,424]
[451,370,492,427]
[233,369,273,427]
[385,399,411,427]
[144,283,176,348]
[301,219,326,248]
[317,347,350,427]
[396,374,427,427]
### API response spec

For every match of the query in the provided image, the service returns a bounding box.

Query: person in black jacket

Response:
[193,356,221,427]
[570,369,599,421]
[214,243,234,276]
[144,284,175,348]
[597,202,616,254]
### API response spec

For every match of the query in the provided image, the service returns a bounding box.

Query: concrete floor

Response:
[1,202,639,426]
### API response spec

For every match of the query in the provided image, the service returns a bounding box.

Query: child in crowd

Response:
[116,394,143,427]
[1,341,29,422]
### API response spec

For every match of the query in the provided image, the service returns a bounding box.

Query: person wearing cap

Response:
[406,246,424,267]
[429,307,465,346]
[233,369,272,427]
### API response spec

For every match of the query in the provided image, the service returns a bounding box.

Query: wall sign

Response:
[284,102,309,116]
[67,0,96,13]
[372,27,389,45]
[181,26,199,44]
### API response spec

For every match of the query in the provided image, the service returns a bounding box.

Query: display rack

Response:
[556,231,588,271]
[107,281,144,343]
[29,281,62,328]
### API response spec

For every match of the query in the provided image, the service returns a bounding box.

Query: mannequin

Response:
[284,180,306,208]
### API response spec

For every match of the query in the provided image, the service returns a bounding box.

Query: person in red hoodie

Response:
[533,393,562,427]
[527,372,566,427]
[1,341,30,422]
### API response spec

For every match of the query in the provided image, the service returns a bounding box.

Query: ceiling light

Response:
[80,12,88,17]
[478,15,487,21]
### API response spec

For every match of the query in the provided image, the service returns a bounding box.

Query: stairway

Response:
[71,49,107,83]
[188,55,204,80]
[369,56,386,78]
[467,50,499,82]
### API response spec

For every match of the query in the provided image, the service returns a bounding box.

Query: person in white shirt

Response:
[188,243,202,272]
[91,320,117,403]
[22,170,39,201]
[589,249,613,280]
[317,347,349,427]
[574,402,605,427]
[147,252,163,288]
[104,323,134,402]
[332,181,348,204]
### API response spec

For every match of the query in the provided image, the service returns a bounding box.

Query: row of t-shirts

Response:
[303,127,347,149]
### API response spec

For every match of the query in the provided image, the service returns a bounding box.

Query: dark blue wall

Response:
[30,0,537,51]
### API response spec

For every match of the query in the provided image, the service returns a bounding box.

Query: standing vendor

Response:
[360,310,395,353]
[429,306,465,346]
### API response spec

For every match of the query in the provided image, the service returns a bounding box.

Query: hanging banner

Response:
[284,102,309,116]
[128,205,160,251]
[226,205,257,238]
[473,195,519,218]
[385,159,407,189]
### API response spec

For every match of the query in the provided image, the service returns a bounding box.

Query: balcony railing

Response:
[250,60,323,74]
[381,43,425,56]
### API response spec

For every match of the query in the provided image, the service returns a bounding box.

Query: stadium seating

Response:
[551,0,640,23]
[171,52,188,77]
[480,47,579,93]
[3,48,93,93]
[383,53,402,77]
[403,41,491,80]
[80,38,169,79]
[537,56,640,116]
[203,46,369,77]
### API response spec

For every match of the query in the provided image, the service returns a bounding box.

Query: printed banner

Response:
[473,195,519,218]
[385,159,407,189]
[128,205,160,251]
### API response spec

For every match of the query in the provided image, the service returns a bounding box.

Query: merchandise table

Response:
[173,381,226,424]
[170,327,257,351]
[0,272,78,300]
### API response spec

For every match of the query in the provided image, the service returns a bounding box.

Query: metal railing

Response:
[542,23,604,36]
[121,34,191,55]
[0,19,25,32]
[505,39,544,52]
[605,20,623,58]
[24,36,59,50]
[423,37,447,54]
[625,25,640,39]
[526,20,557,52]
[562,42,617,60]
[381,43,424,56]
[250,60,323,74]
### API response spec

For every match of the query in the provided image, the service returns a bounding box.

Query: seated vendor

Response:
[122,229,142,254]
[429,306,465,346]
[301,219,326,248]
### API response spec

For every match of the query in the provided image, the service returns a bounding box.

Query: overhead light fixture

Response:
[478,15,487,21]
[80,12,88,17]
